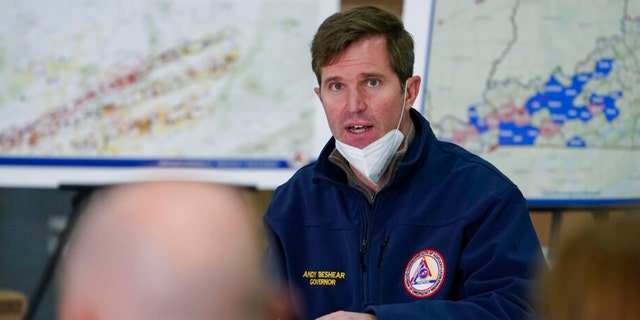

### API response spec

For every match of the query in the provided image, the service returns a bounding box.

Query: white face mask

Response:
[335,82,408,185]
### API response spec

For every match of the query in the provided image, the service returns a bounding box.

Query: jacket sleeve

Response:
[365,187,546,319]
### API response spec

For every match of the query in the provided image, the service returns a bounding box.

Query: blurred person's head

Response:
[538,217,640,320]
[58,181,293,320]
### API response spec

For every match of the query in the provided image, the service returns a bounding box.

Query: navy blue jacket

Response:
[264,109,545,319]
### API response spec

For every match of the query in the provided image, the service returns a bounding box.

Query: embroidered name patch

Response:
[302,270,346,286]
[403,249,445,298]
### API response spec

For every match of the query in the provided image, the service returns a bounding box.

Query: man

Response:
[263,5,544,319]
[59,181,295,320]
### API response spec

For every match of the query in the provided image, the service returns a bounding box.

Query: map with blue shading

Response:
[463,57,623,148]
[488,58,623,147]
[421,0,640,204]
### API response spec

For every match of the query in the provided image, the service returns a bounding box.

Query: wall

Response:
[0,188,77,320]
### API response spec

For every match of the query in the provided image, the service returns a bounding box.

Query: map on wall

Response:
[422,0,640,205]
[0,0,332,187]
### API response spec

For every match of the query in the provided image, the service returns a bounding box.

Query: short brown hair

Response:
[537,217,640,320]
[310,5,414,90]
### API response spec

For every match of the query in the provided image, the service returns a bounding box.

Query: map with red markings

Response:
[0,0,322,168]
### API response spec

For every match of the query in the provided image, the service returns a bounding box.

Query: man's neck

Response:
[352,168,384,193]
[329,120,416,202]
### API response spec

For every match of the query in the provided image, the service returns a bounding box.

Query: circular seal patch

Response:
[403,249,446,298]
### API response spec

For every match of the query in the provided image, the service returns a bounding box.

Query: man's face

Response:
[314,35,415,149]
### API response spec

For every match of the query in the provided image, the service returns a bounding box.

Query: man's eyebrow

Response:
[322,73,387,85]
[322,76,343,85]
[360,72,386,79]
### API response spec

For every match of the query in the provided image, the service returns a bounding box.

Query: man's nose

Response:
[346,88,366,113]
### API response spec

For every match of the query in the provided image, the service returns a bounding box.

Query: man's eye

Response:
[330,83,343,90]
[367,79,380,87]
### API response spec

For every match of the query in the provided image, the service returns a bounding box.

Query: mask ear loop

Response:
[395,80,408,131]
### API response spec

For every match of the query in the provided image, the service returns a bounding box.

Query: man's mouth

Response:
[348,125,371,133]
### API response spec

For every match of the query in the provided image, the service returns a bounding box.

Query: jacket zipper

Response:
[377,236,390,303]
[376,236,390,268]
[359,194,371,308]
[359,237,367,272]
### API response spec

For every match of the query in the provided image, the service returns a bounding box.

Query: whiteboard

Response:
[0,0,338,189]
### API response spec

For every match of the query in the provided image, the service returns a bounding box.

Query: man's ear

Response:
[314,87,321,101]
[405,76,422,109]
